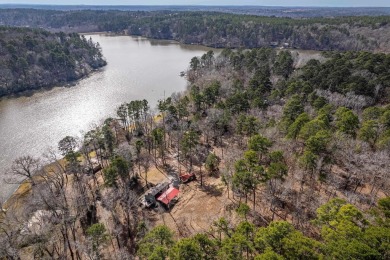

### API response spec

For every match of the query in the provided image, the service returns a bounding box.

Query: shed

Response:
[179,173,196,183]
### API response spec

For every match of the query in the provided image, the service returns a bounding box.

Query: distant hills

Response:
[1,9,389,52]
[1,5,390,17]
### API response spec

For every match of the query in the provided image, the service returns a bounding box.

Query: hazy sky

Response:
[1,0,390,7]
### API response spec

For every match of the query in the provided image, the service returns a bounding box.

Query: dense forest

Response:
[1,46,390,258]
[2,5,390,17]
[1,9,390,51]
[0,26,106,97]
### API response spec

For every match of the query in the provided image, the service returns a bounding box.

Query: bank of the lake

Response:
[0,34,214,201]
[0,27,107,98]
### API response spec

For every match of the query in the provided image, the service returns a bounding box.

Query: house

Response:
[139,181,170,208]
[157,186,180,208]
[139,178,182,208]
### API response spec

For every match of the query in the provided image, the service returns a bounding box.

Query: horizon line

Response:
[1,4,390,8]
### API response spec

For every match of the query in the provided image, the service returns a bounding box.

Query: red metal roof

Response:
[180,173,195,183]
[157,187,179,205]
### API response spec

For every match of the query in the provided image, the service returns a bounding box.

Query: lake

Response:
[0,34,212,201]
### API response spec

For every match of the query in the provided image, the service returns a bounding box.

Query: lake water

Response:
[0,34,212,201]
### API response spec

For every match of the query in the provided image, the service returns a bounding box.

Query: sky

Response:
[1,0,390,7]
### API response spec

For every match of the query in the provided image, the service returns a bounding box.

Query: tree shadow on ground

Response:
[200,183,223,197]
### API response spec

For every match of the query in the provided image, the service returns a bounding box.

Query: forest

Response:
[0,9,390,52]
[1,46,390,259]
[0,26,106,97]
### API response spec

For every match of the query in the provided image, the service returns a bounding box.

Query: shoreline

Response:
[0,67,105,204]
[0,67,105,101]
[81,30,224,50]
[2,115,164,208]
[82,31,331,57]
[2,158,67,211]
[3,179,31,211]
[0,31,215,102]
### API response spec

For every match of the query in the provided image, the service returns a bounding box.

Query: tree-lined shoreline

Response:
[0,26,106,97]
[1,9,390,52]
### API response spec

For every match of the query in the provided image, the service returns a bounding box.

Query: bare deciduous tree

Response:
[7,155,41,186]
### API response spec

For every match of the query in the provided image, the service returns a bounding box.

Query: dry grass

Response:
[3,158,67,212]
[142,167,168,185]
[151,172,237,238]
